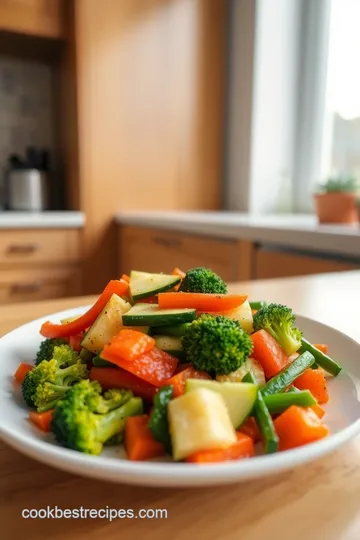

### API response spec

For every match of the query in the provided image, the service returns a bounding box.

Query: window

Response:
[225,0,360,214]
[320,0,360,184]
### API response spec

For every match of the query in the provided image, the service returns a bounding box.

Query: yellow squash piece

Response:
[81,294,131,355]
[168,388,237,461]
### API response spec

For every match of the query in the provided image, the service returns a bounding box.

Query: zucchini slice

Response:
[81,294,131,354]
[154,335,185,361]
[122,303,196,327]
[129,270,181,301]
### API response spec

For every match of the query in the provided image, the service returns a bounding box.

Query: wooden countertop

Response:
[1,271,360,540]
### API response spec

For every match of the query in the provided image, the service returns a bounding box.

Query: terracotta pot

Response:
[314,192,358,224]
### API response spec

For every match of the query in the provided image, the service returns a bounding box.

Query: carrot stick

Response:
[14,362,33,384]
[125,415,165,461]
[186,432,255,463]
[29,409,54,432]
[274,405,329,451]
[158,292,247,312]
[251,329,289,378]
[294,368,329,404]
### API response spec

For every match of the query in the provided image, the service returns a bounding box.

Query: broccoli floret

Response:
[179,267,227,294]
[51,380,143,455]
[35,338,68,366]
[22,345,88,412]
[253,303,303,356]
[182,314,253,375]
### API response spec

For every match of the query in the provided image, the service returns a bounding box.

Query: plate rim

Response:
[1,307,360,487]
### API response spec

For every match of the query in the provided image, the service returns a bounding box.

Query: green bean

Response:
[243,371,278,453]
[261,351,315,396]
[263,390,317,414]
[299,338,342,376]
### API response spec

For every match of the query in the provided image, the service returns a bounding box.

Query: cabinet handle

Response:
[11,281,42,294]
[153,237,182,249]
[7,243,39,254]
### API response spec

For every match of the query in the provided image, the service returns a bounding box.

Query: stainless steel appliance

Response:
[3,148,51,211]
[7,168,50,211]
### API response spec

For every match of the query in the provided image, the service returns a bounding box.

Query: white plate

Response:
[0,307,360,487]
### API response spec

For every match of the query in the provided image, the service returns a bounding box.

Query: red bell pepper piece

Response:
[102,329,155,363]
[29,409,54,432]
[40,279,129,338]
[90,367,157,401]
[14,362,33,384]
[100,347,178,387]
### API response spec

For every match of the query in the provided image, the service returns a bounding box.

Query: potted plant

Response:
[314,174,359,224]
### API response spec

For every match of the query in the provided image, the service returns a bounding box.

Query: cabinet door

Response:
[0,0,65,39]
[254,246,359,279]
[119,226,239,282]
[0,265,82,304]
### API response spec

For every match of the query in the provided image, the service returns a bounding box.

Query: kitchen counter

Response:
[0,211,85,229]
[1,271,360,540]
[116,211,360,258]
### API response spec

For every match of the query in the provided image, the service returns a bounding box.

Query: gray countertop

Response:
[0,211,85,229]
[116,211,360,258]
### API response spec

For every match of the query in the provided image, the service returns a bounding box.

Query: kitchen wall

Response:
[0,55,56,201]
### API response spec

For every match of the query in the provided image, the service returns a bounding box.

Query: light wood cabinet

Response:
[0,229,81,265]
[118,225,360,283]
[0,0,65,39]
[254,246,359,279]
[119,226,253,282]
[0,228,82,304]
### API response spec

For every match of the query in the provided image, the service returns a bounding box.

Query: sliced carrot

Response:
[171,267,186,291]
[90,367,157,401]
[14,362,33,384]
[100,347,178,387]
[251,329,289,379]
[121,274,130,283]
[311,403,326,419]
[313,344,328,354]
[251,309,257,316]
[29,409,54,432]
[186,432,255,463]
[103,329,155,363]
[294,368,329,404]
[125,415,165,461]
[165,366,211,397]
[40,279,129,338]
[274,405,329,451]
[158,292,247,312]
[239,417,260,443]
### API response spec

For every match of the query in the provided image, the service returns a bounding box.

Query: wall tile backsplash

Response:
[0,55,56,179]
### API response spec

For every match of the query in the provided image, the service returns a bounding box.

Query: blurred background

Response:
[0,0,359,303]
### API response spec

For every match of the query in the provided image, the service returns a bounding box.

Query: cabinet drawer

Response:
[0,229,82,266]
[254,246,359,279]
[119,226,238,282]
[0,266,82,304]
